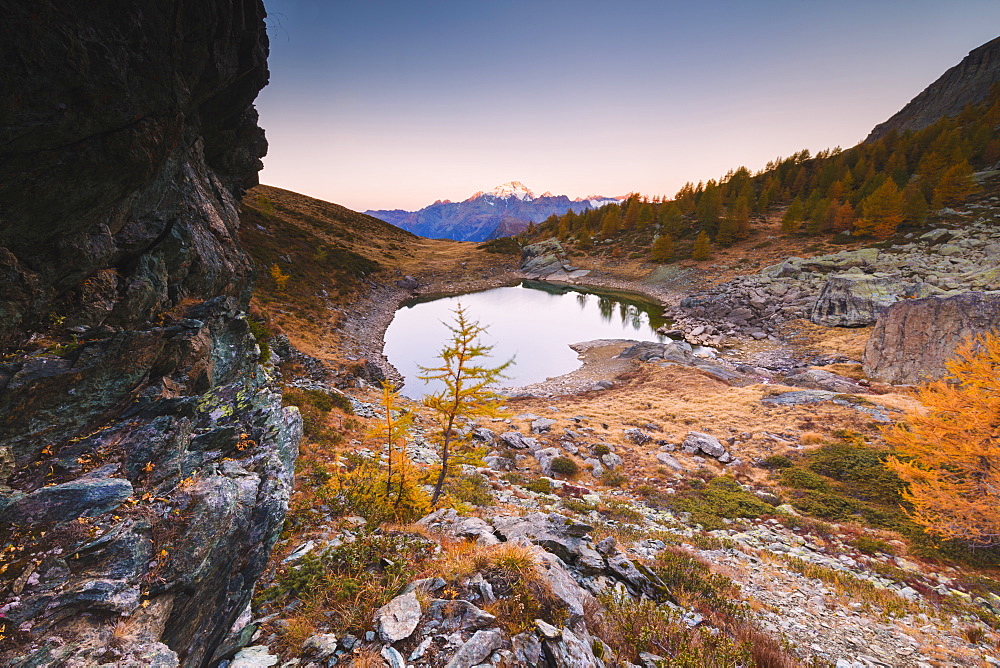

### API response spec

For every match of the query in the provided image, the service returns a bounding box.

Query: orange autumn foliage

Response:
[885,331,1000,547]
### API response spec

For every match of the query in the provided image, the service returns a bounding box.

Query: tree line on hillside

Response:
[527,84,1000,262]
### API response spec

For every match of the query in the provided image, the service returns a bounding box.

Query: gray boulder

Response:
[864,290,1000,384]
[810,273,900,327]
[445,628,507,667]
[682,432,727,459]
[374,591,422,643]
[783,369,867,394]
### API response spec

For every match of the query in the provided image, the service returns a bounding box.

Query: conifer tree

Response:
[715,215,738,247]
[885,333,1000,547]
[577,228,593,249]
[831,200,855,233]
[419,306,511,505]
[369,381,419,509]
[658,202,684,237]
[781,197,804,234]
[650,234,674,263]
[691,231,712,261]
[903,184,929,226]
[623,197,641,229]
[857,178,904,238]
[732,194,751,240]
[600,208,622,236]
[637,202,654,229]
[932,160,977,208]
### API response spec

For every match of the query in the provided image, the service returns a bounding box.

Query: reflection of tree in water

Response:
[597,296,614,321]
[577,293,589,310]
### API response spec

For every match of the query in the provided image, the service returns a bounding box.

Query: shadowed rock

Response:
[863,291,1000,384]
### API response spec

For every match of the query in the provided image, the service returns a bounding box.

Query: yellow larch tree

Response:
[419,305,511,505]
[885,331,1000,547]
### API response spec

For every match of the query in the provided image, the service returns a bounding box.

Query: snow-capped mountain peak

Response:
[486,181,536,201]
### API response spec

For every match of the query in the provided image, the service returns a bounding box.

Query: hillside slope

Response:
[240,184,519,363]
[868,35,1000,140]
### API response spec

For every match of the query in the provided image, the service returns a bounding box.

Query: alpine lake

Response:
[383,280,670,398]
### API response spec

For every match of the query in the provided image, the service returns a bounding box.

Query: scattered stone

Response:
[374,591,421,643]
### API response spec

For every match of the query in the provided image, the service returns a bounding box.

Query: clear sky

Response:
[257,0,1000,212]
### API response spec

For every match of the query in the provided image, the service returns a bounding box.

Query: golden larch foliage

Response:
[884,331,1000,547]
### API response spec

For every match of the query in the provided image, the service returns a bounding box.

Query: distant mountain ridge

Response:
[868,36,1000,141]
[365,181,623,241]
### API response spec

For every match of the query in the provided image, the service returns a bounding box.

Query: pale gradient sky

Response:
[257,0,1000,212]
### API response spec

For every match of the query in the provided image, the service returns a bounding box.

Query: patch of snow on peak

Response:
[487,181,536,201]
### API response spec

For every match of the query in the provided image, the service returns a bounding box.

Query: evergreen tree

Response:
[932,160,977,208]
[696,181,722,232]
[600,208,622,236]
[857,178,904,239]
[577,228,593,249]
[650,234,674,263]
[419,306,511,505]
[732,195,751,240]
[658,202,684,237]
[781,197,804,234]
[716,215,738,246]
[623,196,641,229]
[691,231,712,261]
[637,202,654,229]
[903,184,929,226]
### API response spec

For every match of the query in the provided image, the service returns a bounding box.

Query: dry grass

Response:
[512,362,890,485]
[342,646,385,667]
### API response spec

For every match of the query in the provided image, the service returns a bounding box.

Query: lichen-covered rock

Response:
[863,291,1000,384]
[810,273,900,327]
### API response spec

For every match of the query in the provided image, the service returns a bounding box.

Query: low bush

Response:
[677,476,774,530]
[779,467,829,491]
[247,319,273,364]
[445,473,495,507]
[549,456,580,479]
[760,454,793,469]
[590,592,754,666]
[599,469,627,487]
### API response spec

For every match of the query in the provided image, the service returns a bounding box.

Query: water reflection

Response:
[385,280,670,398]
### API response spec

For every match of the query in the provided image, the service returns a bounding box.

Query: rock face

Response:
[863,291,1000,384]
[868,36,1000,141]
[0,3,299,667]
[810,273,899,327]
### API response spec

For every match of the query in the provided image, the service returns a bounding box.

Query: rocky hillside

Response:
[0,2,300,666]
[868,36,1000,141]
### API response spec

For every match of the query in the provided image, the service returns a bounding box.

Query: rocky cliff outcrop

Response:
[0,2,299,667]
[863,291,1000,384]
[867,36,1000,141]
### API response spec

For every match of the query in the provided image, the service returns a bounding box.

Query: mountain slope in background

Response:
[868,35,1000,141]
[365,181,622,241]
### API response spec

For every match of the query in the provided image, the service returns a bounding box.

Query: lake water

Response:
[383,280,668,398]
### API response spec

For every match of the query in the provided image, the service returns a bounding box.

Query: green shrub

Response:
[760,454,793,469]
[247,319,272,364]
[672,476,775,530]
[780,467,829,491]
[446,473,495,507]
[524,477,553,494]
[549,456,580,478]
[592,444,612,457]
[283,387,354,415]
[853,535,894,556]
[600,469,628,487]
